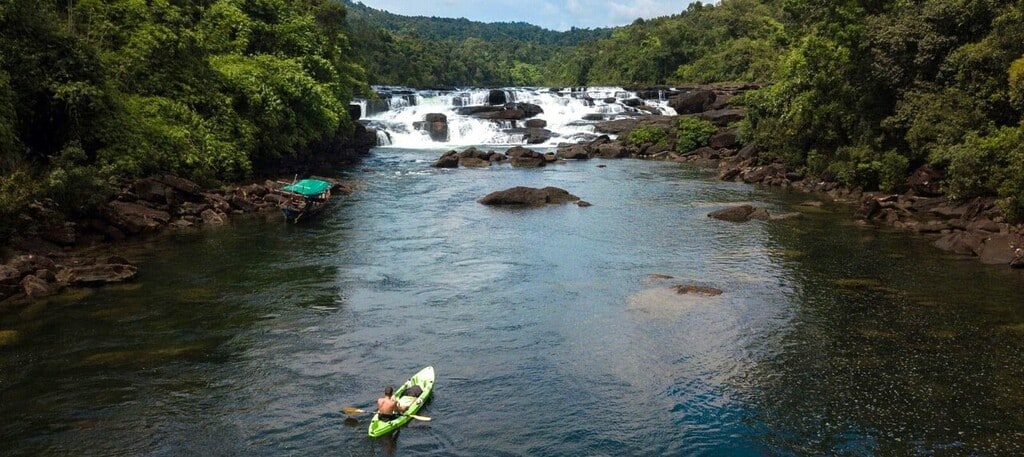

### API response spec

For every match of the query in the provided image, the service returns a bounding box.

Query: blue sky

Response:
[351,0,701,31]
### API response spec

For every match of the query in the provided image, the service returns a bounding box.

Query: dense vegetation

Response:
[347,0,1024,220]
[0,0,368,236]
[552,0,1024,221]
[341,0,609,87]
[2,0,1024,240]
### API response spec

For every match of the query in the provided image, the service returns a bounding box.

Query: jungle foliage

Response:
[3,0,1024,230]
[0,0,368,234]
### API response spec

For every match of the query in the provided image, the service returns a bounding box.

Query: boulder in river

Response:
[414,113,449,142]
[669,89,716,114]
[708,205,755,222]
[478,186,580,206]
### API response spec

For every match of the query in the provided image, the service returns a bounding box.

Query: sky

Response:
[351,0,702,31]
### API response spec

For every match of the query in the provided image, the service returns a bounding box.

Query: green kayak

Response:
[368,366,435,437]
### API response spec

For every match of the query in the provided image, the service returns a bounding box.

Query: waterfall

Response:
[375,129,392,146]
[356,87,678,149]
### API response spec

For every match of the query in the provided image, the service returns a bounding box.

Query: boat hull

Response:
[368,366,435,437]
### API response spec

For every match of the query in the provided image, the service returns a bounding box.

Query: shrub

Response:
[934,125,1024,221]
[675,117,718,152]
[626,125,668,146]
[827,145,909,192]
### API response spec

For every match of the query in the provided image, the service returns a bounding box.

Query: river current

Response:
[3,86,1024,455]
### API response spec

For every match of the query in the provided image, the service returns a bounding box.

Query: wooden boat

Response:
[368,366,435,437]
[280,178,332,222]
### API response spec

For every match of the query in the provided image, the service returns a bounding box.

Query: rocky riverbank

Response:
[598,85,1024,268]
[0,175,362,315]
[470,84,1024,269]
[1,124,377,318]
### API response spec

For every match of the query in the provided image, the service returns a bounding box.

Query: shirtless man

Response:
[377,386,405,420]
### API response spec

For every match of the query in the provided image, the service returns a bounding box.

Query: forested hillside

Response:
[341,0,609,87]
[0,0,368,236]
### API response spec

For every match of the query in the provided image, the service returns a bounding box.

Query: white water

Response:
[356,87,677,149]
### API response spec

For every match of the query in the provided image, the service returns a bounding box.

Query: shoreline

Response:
[4,89,1023,322]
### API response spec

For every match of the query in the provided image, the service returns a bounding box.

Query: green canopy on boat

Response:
[283,179,332,197]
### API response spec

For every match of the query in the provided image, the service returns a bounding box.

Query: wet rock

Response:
[673,284,724,296]
[0,330,21,347]
[556,144,590,160]
[478,186,580,206]
[708,205,755,223]
[749,208,771,221]
[433,151,460,168]
[488,89,508,105]
[505,102,543,118]
[21,274,54,299]
[524,128,553,145]
[525,119,548,128]
[177,201,209,216]
[576,200,593,207]
[594,142,629,159]
[457,105,504,116]
[770,212,804,221]
[57,263,138,287]
[201,209,227,225]
[414,113,449,142]
[459,157,491,168]
[506,146,546,168]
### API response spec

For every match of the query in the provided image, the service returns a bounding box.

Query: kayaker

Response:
[376,386,406,420]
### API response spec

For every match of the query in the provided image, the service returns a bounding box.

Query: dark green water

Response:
[2,147,1023,456]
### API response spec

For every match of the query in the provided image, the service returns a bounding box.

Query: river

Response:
[3,88,1024,456]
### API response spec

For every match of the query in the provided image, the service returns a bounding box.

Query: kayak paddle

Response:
[342,406,431,421]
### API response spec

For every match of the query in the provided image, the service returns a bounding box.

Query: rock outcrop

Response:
[478,186,581,206]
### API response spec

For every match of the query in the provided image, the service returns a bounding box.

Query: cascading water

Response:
[356,87,677,149]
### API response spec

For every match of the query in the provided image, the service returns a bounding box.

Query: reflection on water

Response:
[2,147,1023,456]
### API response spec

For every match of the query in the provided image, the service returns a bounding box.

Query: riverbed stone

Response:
[0,330,21,347]
[21,274,55,299]
[57,263,139,286]
[201,209,227,225]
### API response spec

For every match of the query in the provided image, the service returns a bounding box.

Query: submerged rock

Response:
[57,262,138,287]
[708,205,755,222]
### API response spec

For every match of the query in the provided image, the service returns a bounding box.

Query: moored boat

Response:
[280,178,332,222]
[368,366,435,437]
